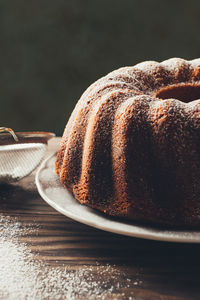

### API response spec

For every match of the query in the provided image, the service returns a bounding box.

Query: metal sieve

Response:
[0,128,55,183]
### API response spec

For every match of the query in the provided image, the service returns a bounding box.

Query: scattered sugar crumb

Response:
[0,214,141,300]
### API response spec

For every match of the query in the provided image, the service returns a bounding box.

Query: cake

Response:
[56,58,200,227]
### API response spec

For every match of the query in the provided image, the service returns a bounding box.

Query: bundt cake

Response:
[56,58,200,227]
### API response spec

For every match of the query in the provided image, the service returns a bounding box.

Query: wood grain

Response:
[1,138,200,299]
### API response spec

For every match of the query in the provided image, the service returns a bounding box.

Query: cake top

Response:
[80,58,200,105]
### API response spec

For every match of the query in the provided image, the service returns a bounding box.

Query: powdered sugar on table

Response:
[0,214,136,300]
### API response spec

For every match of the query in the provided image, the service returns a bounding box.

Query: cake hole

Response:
[155,83,200,103]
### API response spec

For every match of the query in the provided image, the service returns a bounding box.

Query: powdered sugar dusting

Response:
[191,58,200,68]
[161,57,187,70]
[134,60,159,73]
[0,214,137,299]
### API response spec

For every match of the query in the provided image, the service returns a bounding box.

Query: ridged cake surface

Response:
[56,58,200,227]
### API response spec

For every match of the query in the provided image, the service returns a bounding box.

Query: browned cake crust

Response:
[56,58,200,227]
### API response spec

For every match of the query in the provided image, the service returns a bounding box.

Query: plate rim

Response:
[35,154,200,243]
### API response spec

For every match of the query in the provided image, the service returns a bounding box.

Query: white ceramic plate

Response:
[36,154,200,243]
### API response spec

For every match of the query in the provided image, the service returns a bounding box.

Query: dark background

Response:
[0,0,200,135]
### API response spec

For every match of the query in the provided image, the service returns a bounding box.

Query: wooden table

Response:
[1,138,200,300]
